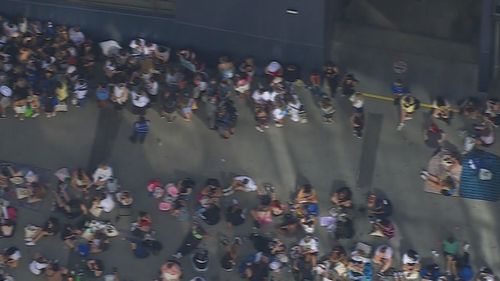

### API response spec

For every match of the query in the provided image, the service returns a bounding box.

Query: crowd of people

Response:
[0,13,499,281]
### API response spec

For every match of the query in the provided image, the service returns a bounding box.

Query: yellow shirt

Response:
[56,83,68,101]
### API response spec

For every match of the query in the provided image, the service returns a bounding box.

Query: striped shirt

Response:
[134,121,150,134]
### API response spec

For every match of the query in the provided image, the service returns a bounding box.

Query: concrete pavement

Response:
[0,83,499,281]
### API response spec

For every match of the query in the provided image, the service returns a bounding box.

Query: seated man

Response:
[92,163,113,189]
[299,235,319,267]
[115,191,133,206]
[331,187,353,208]
[372,245,393,275]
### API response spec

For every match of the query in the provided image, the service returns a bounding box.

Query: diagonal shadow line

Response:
[356,113,383,189]
[86,108,124,172]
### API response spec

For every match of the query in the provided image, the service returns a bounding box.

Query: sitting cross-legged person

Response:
[330,187,353,208]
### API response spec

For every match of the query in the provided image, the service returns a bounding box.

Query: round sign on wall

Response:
[393,60,408,74]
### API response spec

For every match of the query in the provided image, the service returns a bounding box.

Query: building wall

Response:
[0,0,326,71]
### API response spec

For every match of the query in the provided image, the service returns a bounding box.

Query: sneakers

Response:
[463,243,470,252]
[420,170,431,180]
[431,250,440,258]
[397,123,404,131]
[25,241,35,246]
[172,252,182,259]
[255,126,264,132]
[275,123,283,128]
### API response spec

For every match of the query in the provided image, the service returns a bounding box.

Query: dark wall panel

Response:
[0,0,325,72]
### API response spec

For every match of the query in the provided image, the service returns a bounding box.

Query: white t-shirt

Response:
[93,167,113,183]
[273,108,286,120]
[375,246,393,259]
[132,92,150,107]
[99,194,116,213]
[299,237,318,253]
[29,260,49,275]
[233,176,257,192]
[252,90,271,104]
[350,95,364,109]
[8,249,21,261]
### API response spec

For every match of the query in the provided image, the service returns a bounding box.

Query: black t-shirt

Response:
[202,205,221,225]
[225,205,245,226]
[425,129,443,149]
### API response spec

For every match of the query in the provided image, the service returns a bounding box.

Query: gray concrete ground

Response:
[0,82,499,281]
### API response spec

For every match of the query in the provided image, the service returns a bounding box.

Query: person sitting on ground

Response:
[420,172,458,196]
[278,213,299,236]
[0,246,21,268]
[218,56,235,79]
[295,184,318,204]
[225,199,246,232]
[220,238,241,272]
[198,203,221,226]
[432,96,452,123]
[86,259,105,277]
[60,224,81,250]
[397,95,420,130]
[300,215,316,234]
[485,98,499,125]
[177,177,195,201]
[331,187,353,208]
[402,249,421,279]
[71,168,91,197]
[473,120,495,147]
[97,192,116,213]
[25,217,60,246]
[251,204,273,229]
[115,190,134,206]
[92,163,113,189]
[366,193,393,222]
[372,245,393,275]
[45,260,68,281]
[369,218,395,239]
[29,253,50,275]
[135,211,153,233]
[89,232,110,254]
[52,190,87,219]
[299,235,319,267]
[227,176,258,194]
[198,178,223,207]
[424,122,446,149]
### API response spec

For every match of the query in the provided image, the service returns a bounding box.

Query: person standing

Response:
[205,96,218,130]
[129,116,150,144]
[351,112,364,139]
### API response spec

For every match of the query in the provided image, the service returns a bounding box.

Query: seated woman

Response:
[402,250,421,279]
[300,215,316,234]
[92,163,113,189]
[198,179,223,207]
[420,171,458,196]
[372,245,393,275]
[278,213,299,236]
[0,246,21,268]
[115,190,134,206]
[295,184,318,205]
[60,224,81,250]
[89,232,110,254]
[71,168,91,198]
[45,261,68,281]
[53,190,87,219]
[238,57,255,78]
[229,176,258,193]
[299,235,319,267]
[432,96,452,123]
[86,259,105,278]
[177,177,195,201]
[251,205,273,228]
[135,211,153,233]
[25,182,47,203]
[218,56,235,80]
[369,219,395,239]
[473,120,495,147]
[25,217,60,246]
[330,187,353,208]
[460,97,481,119]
